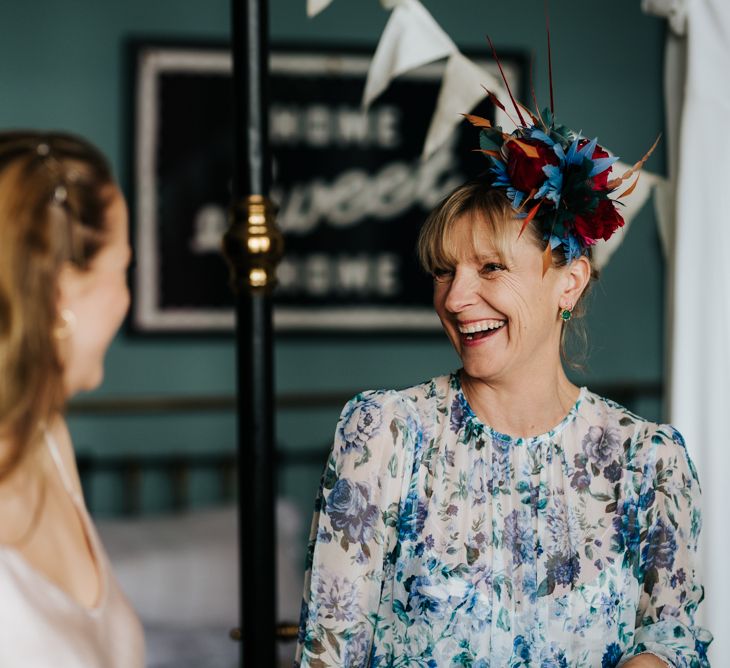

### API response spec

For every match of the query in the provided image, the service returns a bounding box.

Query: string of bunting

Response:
[306,0,667,270]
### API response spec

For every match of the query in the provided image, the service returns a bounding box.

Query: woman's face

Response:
[433,214,569,384]
[58,187,131,397]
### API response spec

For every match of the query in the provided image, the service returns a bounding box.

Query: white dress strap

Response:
[42,428,78,500]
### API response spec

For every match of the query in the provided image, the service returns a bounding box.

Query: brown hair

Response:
[417,179,597,368]
[0,131,114,480]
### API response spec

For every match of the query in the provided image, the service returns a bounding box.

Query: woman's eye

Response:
[480,262,505,275]
[432,268,454,282]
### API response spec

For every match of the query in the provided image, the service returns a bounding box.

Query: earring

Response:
[559,304,573,321]
[53,308,77,340]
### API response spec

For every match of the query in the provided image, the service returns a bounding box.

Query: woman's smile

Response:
[457,318,507,346]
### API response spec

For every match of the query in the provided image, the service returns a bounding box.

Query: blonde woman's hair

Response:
[417,179,597,369]
[0,131,114,480]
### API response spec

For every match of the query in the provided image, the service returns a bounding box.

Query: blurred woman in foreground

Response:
[0,132,144,667]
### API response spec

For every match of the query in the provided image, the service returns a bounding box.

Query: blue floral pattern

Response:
[295,373,712,667]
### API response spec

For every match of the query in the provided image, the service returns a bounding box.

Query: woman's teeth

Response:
[457,320,506,336]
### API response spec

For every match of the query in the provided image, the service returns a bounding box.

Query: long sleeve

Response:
[618,425,713,667]
[295,390,419,668]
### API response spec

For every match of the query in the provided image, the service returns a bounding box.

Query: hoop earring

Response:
[559,304,573,321]
[54,308,77,340]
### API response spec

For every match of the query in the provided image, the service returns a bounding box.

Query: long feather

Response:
[487,35,526,126]
[624,134,661,179]
[518,201,541,238]
[544,0,555,116]
[474,149,501,158]
[463,114,492,129]
[617,173,640,199]
[607,134,661,190]
[530,52,547,130]
[483,85,507,113]
[516,188,538,214]
[518,103,540,126]
[483,86,519,128]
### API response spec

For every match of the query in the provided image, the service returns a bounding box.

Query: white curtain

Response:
[645,0,730,662]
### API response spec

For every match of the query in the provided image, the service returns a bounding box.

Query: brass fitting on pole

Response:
[223,195,284,294]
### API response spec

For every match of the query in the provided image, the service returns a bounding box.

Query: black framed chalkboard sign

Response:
[129,42,527,334]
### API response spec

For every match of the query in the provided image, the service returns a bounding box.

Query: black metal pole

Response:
[225,0,283,666]
[232,0,270,195]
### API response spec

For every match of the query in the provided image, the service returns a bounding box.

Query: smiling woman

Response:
[294,93,712,665]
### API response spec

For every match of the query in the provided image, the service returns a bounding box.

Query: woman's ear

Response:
[559,255,591,308]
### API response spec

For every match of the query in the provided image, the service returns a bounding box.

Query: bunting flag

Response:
[422,51,503,160]
[362,0,456,109]
[591,161,664,270]
[306,0,334,18]
[309,0,396,16]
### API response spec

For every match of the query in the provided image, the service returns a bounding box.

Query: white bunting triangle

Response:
[422,51,505,160]
[591,162,664,269]
[306,0,334,18]
[362,0,457,109]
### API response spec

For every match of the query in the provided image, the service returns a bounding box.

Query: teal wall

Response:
[0,1,667,518]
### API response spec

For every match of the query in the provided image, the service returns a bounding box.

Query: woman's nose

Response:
[443,270,479,313]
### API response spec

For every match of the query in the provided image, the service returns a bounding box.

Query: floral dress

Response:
[295,372,712,668]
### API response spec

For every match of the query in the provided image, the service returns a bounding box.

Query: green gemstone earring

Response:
[560,305,573,321]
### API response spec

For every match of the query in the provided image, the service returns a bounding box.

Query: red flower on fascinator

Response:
[506,138,560,194]
[573,199,625,245]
